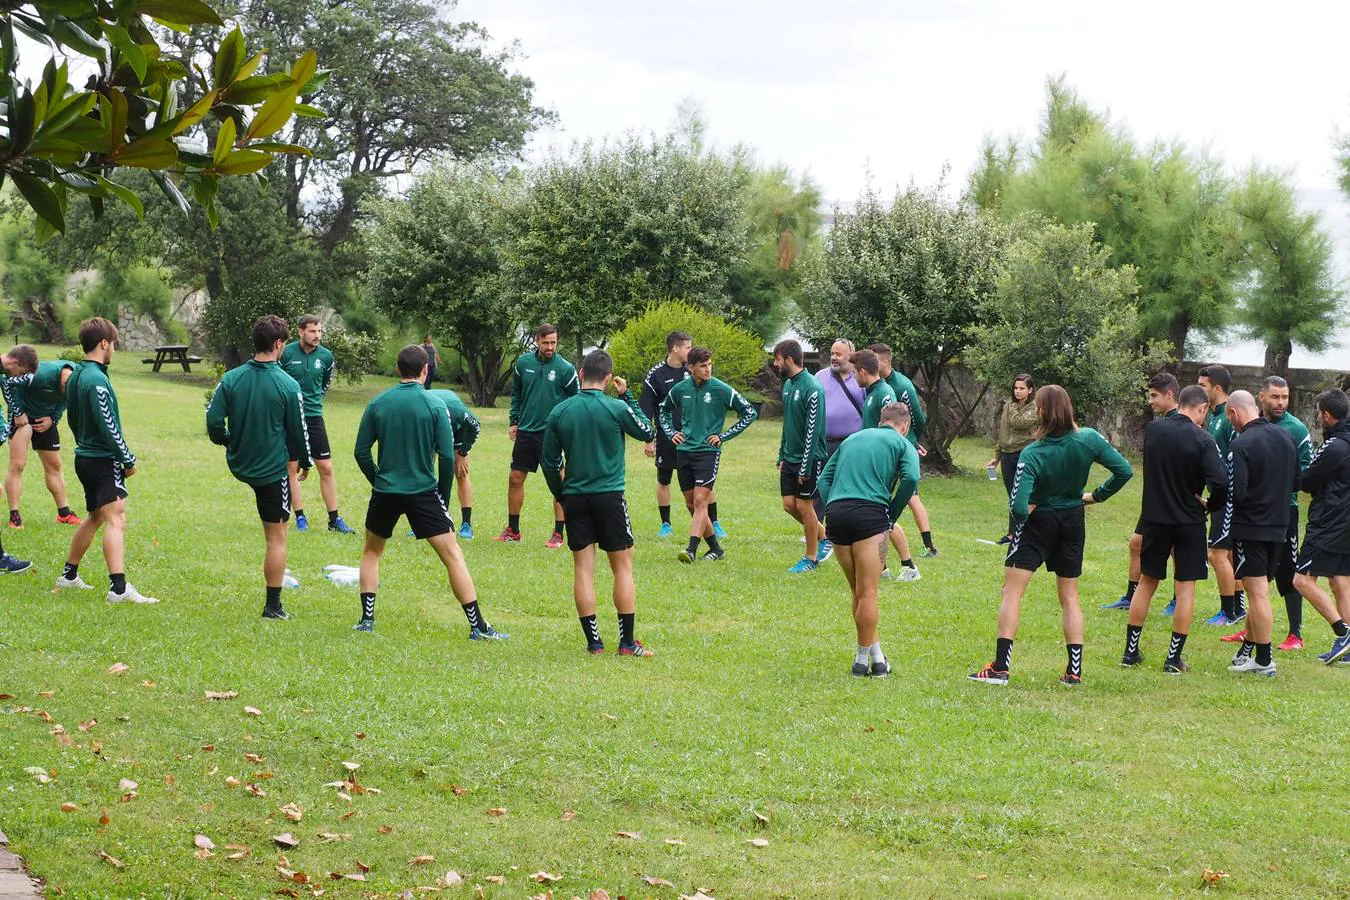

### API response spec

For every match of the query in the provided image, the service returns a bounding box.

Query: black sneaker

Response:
[869,659,892,678]
[919,546,938,558]
[702,548,725,561]
[996,535,1011,545]
[1120,650,1144,667]
[851,660,870,677]
[262,606,290,620]
[587,641,605,655]
[1163,658,1190,674]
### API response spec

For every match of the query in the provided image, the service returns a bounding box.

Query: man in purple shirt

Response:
[820,339,865,457]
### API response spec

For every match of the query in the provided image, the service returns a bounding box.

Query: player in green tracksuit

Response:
[55,318,159,604]
[773,339,829,573]
[1259,376,1314,648]
[968,385,1133,687]
[351,344,507,639]
[658,346,757,563]
[542,350,656,656]
[0,372,32,573]
[2,356,81,527]
[870,342,938,557]
[818,402,921,678]
[851,349,919,580]
[207,315,313,619]
[428,387,481,539]
[499,323,579,547]
[281,315,354,534]
[1198,364,1243,625]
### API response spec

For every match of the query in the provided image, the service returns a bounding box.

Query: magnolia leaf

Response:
[114,135,177,168]
[214,149,271,176]
[243,86,297,141]
[10,174,65,233]
[137,0,224,28]
[173,90,216,135]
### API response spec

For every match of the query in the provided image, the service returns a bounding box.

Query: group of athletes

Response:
[3,314,1347,682]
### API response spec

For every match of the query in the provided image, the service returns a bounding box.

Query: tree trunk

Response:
[22,298,65,343]
[1164,312,1191,371]
[1264,338,1293,378]
[917,360,958,475]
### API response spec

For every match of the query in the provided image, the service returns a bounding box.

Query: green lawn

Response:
[1,352,1346,898]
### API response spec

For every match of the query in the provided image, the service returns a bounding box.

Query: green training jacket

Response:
[428,389,480,455]
[280,340,335,417]
[542,388,654,497]
[1270,411,1313,507]
[66,360,137,466]
[861,379,896,429]
[658,376,757,454]
[883,369,926,445]
[778,369,825,474]
[355,381,456,497]
[1206,402,1236,457]
[509,349,579,432]
[206,359,312,485]
[1009,427,1133,524]
[3,360,75,422]
[818,426,921,525]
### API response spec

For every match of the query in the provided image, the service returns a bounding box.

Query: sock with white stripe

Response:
[1124,624,1143,657]
[1165,631,1187,666]
[619,612,635,646]
[1066,643,1083,678]
[993,637,1013,672]
[360,592,375,621]
[579,614,600,647]
[462,601,487,631]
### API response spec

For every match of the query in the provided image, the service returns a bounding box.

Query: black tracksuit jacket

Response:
[1227,417,1298,542]
[1139,410,1229,526]
[1302,420,1350,553]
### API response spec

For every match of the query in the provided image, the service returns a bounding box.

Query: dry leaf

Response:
[487,807,507,817]
[974,874,989,881]
[119,791,137,803]
[90,740,103,755]
[278,890,301,899]
[746,838,769,848]
[752,810,770,825]
[355,860,371,874]
[485,876,506,885]
[317,833,351,843]
[531,871,562,884]
[560,809,575,821]
[225,776,241,788]
[281,803,303,822]
[335,791,352,802]
[243,706,262,717]
[0,692,14,699]
[34,709,53,722]
[164,774,174,786]
[664,838,685,846]
[450,784,468,797]
[204,690,237,700]
[97,850,125,868]
[409,854,435,865]
[439,870,463,886]
[1201,869,1229,886]
[354,732,366,740]
[140,680,154,689]
[678,893,715,900]
[377,825,392,834]
[643,877,675,887]
[226,849,250,861]
[614,831,642,840]
[50,724,66,735]
[291,872,310,885]
[193,847,213,860]
[254,772,274,780]
[78,719,97,732]
[107,662,130,676]
[600,713,618,721]
[272,832,300,849]
[588,891,610,900]
[337,872,366,882]
[244,752,265,763]
[59,802,79,813]
[245,783,266,797]
[194,834,215,851]
[341,761,360,771]
[98,810,110,826]
[118,778,138,792]
[338,810,357,821]
[201,744,215,752]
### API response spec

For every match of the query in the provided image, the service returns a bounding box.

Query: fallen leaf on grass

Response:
[529,894,553,900]
[484,875,506,885]
[281,803,303,822]
[244,752,266,763]
[409,854,435,865]
[193,847,213,860]
[1201,869,1229,886]
[141,680,155,689]
[752,810,770,825]
[486,807,507,817]
[24,767,52,784]
[354,732,366,740]
[107,662,129,676]
[679,893,716,900]
[119,791,137,803]
[338,810,357,821]
[201,744,215,752]
[118,778,138,792]
[278,889,301,899]
[34,709,54,723]
[89,740,103,755]
[78,719,97,732]
[243,706,262,717]
[59,802,79,812]
[204,690,237,700]
[589,891,610,900]
[355,861,371,873]
[377,825,392,834]
[99,810,110,826]
[225,848,250,861]
[97,850,124,868]
[330,872,365,882]
[449,784,468,797]
[245,783,266,797]
[290,871,310,885]
[664,838,685,846]
[272,832,300,849]
[0,692,14,699]
[317,833,351,843]
[560,809,575,821]
[438,870,463,886]
[614,831,642,840]
[50,724,66,735]
[341,761,360,771]
[335,791,351,802]
[194,834,215,851]
[600,713,618,721]
[225,776,241,788]
[164,774,174,786]
[643,876,675,887]
[746,838,769,848]
[254,772,274,780]
[974,874,989,881]
[531,871,562,884]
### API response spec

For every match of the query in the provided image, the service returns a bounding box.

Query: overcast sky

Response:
[455,0,1350,367]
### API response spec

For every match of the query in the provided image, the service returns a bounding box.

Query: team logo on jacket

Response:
[314,359,323,369]
[793,390,800,401]
[548,370,556,381]
[703,394,712,403]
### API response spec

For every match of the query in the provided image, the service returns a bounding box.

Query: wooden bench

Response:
[141,345,203,373]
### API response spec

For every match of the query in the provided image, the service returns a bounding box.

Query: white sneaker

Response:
[107,584,159,605]
[894,566,922,583]
[1227,655,1275,676]
[54,575,95,591]
[880,568,892,580]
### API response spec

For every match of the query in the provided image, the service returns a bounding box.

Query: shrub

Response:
[322,324,383,385]
[608,300,766,391]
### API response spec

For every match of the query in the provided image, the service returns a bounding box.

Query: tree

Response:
[796,181,1010,471]
[1231,168,1344,376]
[363,164,520,406]
[968,220,1169,415]
[508,133,749,355]
[0,210,66,341]
[1,1,317,236]
[608,300,766,392]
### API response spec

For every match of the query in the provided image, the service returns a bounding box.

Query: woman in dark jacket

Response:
[986,374,1038,543]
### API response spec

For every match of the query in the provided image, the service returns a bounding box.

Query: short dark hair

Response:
[252,315,289,352]
[849,350,879,376]
[535,323,558,340]
[1035,384,1078,439]
[297,314,321,330]
[666,330,692,351]
[1148,372,1180,399]
[581,349,613,383]
[396,344,429,377]
[79,317,119,352]
[773,339,803,367]
[688,346,712,366]
[879,402,911,426]
[7,344,38,373]
[1316,388,1349,422]
[866,342,893,358]
[1178,384,1209,409]
[1198,364,1231,393]
[1262,375,1289,392]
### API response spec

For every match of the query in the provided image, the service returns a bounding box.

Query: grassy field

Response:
[1,349,1346,898]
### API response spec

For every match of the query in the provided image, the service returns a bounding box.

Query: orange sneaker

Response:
[1276,634,1303,651]
[1220,629,1248,643]
[56,511,82,525]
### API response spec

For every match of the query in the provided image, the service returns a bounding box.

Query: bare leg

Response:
[997,566,1036,639]
[836,543,857,595]
[1243,576,1273,644]
[690,487,713,540]
[101,498,127,576]
[1333,576,1350,622]
[656,481,671,509]
[1127,575,1162,626]
[852,533,885,645]
[457,472,473,510]
[552,499,565,529]
[5,424,31,512]
[37,449,69,510]
[507,469,526,517]
[907,494,930,532]
[608,547,635,615]
[1128,531,1142,582]
[426,531,477,605]
[287,460,303,517]
[796,497,820,560]
[1210,546,1235,603]
[1293,572,1343,626]
[1171,580,1196,634]
[572,545,596,617]
[66,506,104,567]
[1057,576,1084,644]
[316,458,338,513]
[359,532,384,594]
[263,521,287,588]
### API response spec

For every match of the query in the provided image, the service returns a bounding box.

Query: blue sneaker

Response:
[353,618,374,632]
[1101,594,1132,610]
[1230,609,1247,624]
[657,522,674,538]
[712,520,728,540]
[1204,611,1232,627]
[788,557,818,574]
[469,624,510,641]
[1325,632,1350,665]
[328,516,356,534]
[1161,598,1177,616]
[0,553,33,574]
[459,521,474,540]
[815,540,834,564]
[294,512,309,532]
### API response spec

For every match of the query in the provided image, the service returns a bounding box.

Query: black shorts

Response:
[1006,506,1086,578]
[561,491,633,552]
[1295,542,1350,578]
[365,489,454,540]
[251,478,292,524]
[1138,521,1209,582]
[655,434,678,486]
[1234,538,1282,580]
[510,429,544,473]
[676,451,719,492]
[1208,507,1233,549]
[779,459,824,500]
[30,421,61,452]
[303,416,331,461]
[824,499,890,546]
[74,456,127,512]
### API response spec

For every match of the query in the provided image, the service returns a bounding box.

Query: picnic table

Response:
[142,344,203,373]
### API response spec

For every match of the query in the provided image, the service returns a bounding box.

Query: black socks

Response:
[553,519,565,537]
[686,536,700,555]
[921,530,935,551]
[1066,643,1082,677]
[1125,580,1139,602]
[57,506,72,518]
[461,507,472,526]
[294,508,305,520]
[994,638,1014,671]
[619,612,635,646]
[328,509,339,527]
[1255,642,1273,667]
[265,585,282,610]
[580,614,600,647]
[1220,593,1235,618]
[659,505,671,525]
[360,592,375,621]
[901,558,915,569]
[705,534,722,554]
[1284,591,1302,637]
[462,601,487,632]
[708,502,718,523]
[1333,620,1349,638]
[110,573,127,595]
[62,562,78,581]
[508,514,520,532]
[1166,631,1187,665]
[1125,624,1143,657]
